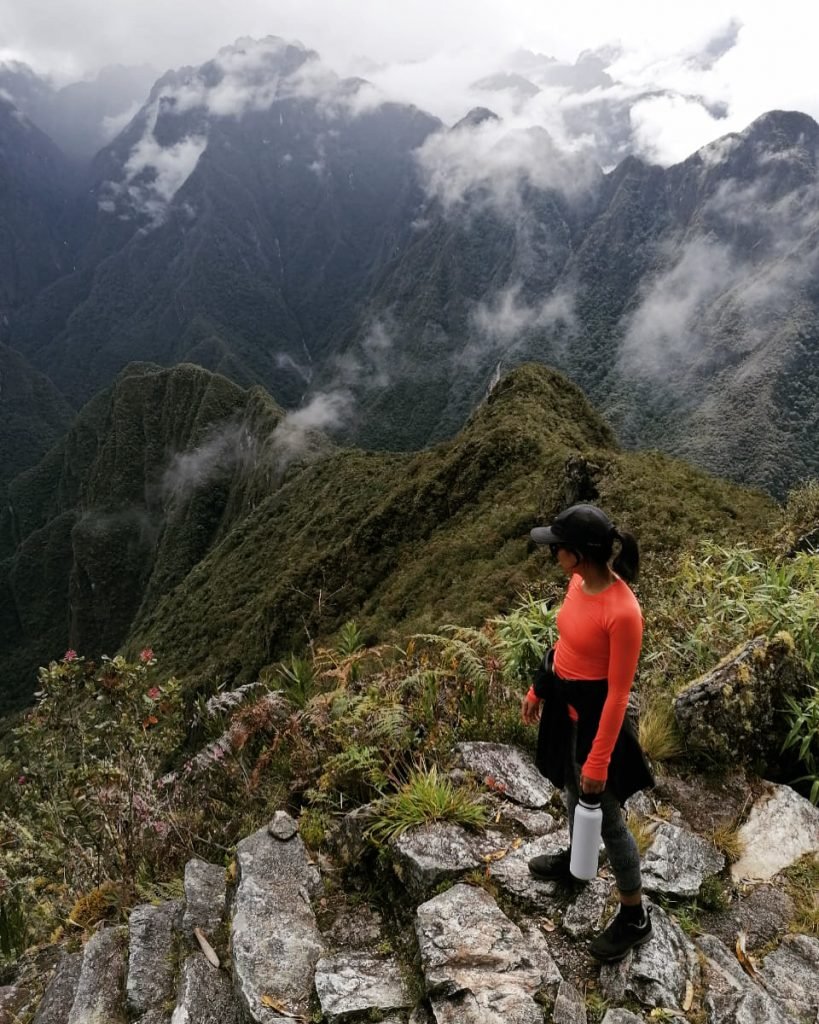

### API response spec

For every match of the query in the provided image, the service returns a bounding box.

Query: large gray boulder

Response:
[697,934,798,1024]
[66,927,128,1024]
[126,902,179,1017]
[415,883,547,1023]
[182,859,226,936]
[32,954,83,1024]
[488,829,569,910]
[674,635,810,770]
[314,953,413,1023]
[231,813,324,1023]
[732,784,819,881]
[599,904,699,1010]
[562,877,611,939]
[760,934,819,1022]
[641,822,725,897]
[391,822,482,897]
[454,742,555,808]
[170,954,240,1024]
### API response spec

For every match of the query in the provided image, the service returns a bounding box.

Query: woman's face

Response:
[551,543,580,574]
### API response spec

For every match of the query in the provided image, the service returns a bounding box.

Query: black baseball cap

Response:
[530,503,616,552]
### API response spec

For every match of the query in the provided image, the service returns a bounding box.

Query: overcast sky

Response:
[2,0,818,164]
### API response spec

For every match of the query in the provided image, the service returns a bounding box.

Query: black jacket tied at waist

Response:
[532,648,654,805]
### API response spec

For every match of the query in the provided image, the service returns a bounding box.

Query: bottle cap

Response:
[579,792,602,807]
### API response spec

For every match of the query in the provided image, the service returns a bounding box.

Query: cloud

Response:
[161,422,258,504]
[471,284,576,345]
[269,388,352,473]
[629,93,728,165]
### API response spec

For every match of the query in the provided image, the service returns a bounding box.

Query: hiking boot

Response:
[527,849,573,881]
[588,905,653,962]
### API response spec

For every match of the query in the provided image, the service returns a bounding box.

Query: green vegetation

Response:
[366,765,488,845]
[782,855,819,935]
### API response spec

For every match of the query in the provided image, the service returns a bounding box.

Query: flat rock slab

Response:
[601,1012,645,1024]
[67,927,128,1024]
[599,904,699,1010]
[127,901,179,1016]
[489,830,569,910]
[32,953,83,1024]
[760,934,819,1022]
[182,859,226,936]
[698,934,798,1024]
[391,822,482,897]
[732,784,819,881]
[552,980,587,1024]
[171,953,240,1024]
[562,877,611,939]
[232,814,324,1022]
[415,883,546,1024]
[495,803,556,836]
[641,822,725,897]
[314,953,413,1023]
[698,886,795,950]
[518,925,562,991]
[455,742,555,808]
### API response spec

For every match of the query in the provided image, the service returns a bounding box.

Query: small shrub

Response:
[698,875,729,912]
[782,854,819,935]
[299,808,329,850]
[366,766,488,845]
[708,823,745,864]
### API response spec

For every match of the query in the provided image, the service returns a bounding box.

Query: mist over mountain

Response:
[1,34,817,500]
[0,60,156,162]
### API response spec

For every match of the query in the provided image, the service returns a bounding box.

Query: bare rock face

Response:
[552,980,587,1024]
[562,877,611,939]
[454,742,556,808]
[32,954,83,1024]
[170,953,240,1024]
[698,934,797,1024]
[231,814,324,1023]
[126,902,179,1017]
[697,885,795,949]
[415,883,547,1023]
[674,635,810,771]
[391,822,482,897]
[314,953,413,1023]
[488,830,569,910]
[760,934,819,1022]
[66,927,128,1024]
[518,925,562,992]
[182,859,226,936]
[641,822,725,897]
[732,784,819,881]
[494,803,556,836]
[600,1011,645,1024]
[599,904,699,1010]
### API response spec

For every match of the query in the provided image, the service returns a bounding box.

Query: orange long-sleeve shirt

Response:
[540,573,643,782]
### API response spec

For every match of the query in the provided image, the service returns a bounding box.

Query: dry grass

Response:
[783,854,819,935]
[708,822,746,864]
[627,811,656,857]
[639,699,684,762]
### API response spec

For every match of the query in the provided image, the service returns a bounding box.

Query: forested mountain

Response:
[1,35,818,507]
[0,359,773,711]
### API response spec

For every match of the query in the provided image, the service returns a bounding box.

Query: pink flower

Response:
[63,649,78,662]
[139,648,154,664]
[17,775,26,785]
[147,687,161,700]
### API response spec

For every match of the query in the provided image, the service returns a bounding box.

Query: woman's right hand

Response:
[521,694,543,725]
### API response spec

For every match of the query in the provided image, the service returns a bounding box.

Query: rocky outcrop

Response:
[454,742,555,808]
[489,829,569,909]
[391,822,483,896]
[698,934,798,1024]
[126,902,179,1018]
[32,954,83,1024]
[732,783,819,881]
[600,1012,644,1024]
[231,814,324,1023]
[552,980,587,1024]
[181,859,226,936]
[171,954,240,1024]
[674,635,810,770]
[760,934,819,1022]
[562,877,610,939]
[641,822,725,896]
[314,953,413,1023]
[415,883,547,1023]
[599,904,699,1010]
[66,928,127,1024]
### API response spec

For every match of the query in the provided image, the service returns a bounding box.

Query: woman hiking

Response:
[521,503,654,962]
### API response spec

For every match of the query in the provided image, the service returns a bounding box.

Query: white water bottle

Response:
[570,795,603,880]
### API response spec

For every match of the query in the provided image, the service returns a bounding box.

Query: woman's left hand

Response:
[580,774,605,795]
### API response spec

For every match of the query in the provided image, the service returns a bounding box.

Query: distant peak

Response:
[451,107,500,131]
[743,109,819,144]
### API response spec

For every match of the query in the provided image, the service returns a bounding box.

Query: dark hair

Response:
[611,529,640,584]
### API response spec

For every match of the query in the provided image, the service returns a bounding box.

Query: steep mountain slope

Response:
[10,38,440,407]
[0,99,74,317]
[0,360,774,712]
[0,344,73,499]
